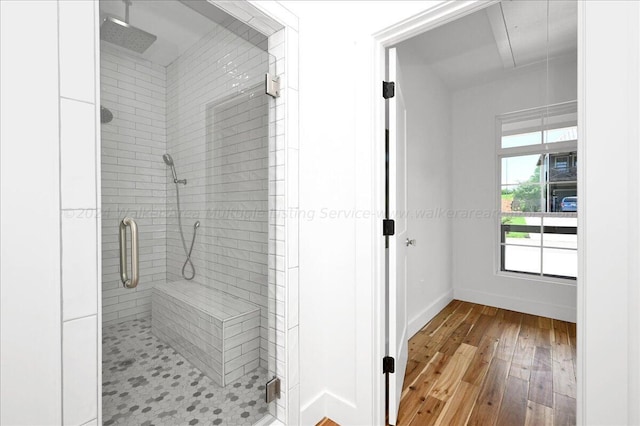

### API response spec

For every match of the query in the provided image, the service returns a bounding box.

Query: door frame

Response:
[371,1,586,424]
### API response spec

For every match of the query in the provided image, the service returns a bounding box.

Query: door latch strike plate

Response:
[265,73,280,98]
[265,376,281,403]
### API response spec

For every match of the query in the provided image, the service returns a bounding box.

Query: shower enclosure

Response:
[99,1,279,424]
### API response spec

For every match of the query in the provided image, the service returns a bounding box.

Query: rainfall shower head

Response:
[101,106,113,124]
[100,1,157,54]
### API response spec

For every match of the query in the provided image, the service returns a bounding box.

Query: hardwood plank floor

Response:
[316,417,340,426]
[397,300,576,426]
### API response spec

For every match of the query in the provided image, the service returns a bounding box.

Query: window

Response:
[554,156,569,169]
[498,102,577,280]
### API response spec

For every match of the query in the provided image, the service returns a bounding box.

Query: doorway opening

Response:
[98,1,284,424]
[383,1,578,424]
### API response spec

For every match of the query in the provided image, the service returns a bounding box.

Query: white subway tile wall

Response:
[59,1,100,425]
[63,316,98,426]
[152,281,261,386]
[100,43,168,326]
[164,23,271,368]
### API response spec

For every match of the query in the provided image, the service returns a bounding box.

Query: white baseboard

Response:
[300,391,358,426]
[407,289,454,338]
[454,288,576,322]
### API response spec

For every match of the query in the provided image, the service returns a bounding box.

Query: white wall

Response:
[284,2,452,424]
[100,43,168,326]
[397,47,454,337]
[581,2,640,424]
[451,56,578,322]
[1,1,100,425]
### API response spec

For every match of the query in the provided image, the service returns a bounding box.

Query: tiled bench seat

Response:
[152,281,261,386]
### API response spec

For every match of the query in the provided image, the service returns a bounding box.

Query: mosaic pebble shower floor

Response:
[102,318,268,425]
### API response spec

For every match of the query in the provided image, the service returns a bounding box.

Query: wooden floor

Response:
[316,418,340,426]
[397,300,576,426]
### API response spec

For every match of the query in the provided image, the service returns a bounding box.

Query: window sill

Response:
[496,270,577,286]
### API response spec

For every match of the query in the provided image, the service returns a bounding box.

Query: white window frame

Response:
[496,101,578,283]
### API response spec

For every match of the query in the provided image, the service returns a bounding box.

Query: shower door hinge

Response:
[265,73,281,98]
[265,376,281,403]
[383,356,395,374]
[383,219,395,236]
[383,81,395,99]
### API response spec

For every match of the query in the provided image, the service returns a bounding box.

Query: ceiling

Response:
[99,0,267,67]
[398,0,577,90]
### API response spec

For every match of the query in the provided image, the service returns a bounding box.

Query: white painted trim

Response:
[454,288,576,323]
[630,6,640,425]
[576,2,586,424]
[300,390,358,426]
[300,392,326,426]
[93,1,102,425]
[407,290,453,339]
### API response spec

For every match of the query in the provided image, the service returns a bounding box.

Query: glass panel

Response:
[501,130,542,149]
[501,155,543,186]
[542,216,577,249]
[503,245,541,274]
[544,216,578,227]
[100,0,277,423]
[550,183,577,212]
[501,216,542,246]
[543,248,578,278]
[545,126,578,143]
[502,184,545,212]
[548,151,577,183]
[543,232,577,250]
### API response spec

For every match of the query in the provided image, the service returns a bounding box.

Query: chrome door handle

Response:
[406,238,416,247]
[119,217,139,289]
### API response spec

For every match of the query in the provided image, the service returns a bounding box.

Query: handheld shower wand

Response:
[162,154,187,185]
[162,153,197,280]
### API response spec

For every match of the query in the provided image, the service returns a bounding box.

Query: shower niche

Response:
[99,0,279,424]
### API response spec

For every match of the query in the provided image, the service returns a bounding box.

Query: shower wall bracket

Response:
[265,376,281,403]
[265,73,280,98]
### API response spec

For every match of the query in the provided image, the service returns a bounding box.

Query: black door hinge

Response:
[383,219,395,236]
[383,356,395,374]
[383,81,395,99]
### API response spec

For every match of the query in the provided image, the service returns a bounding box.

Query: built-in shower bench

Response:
[152,281,261,386]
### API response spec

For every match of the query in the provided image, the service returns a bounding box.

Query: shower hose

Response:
[174,182,198,280]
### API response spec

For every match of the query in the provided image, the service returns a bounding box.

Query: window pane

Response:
[548,151,577,183]
[502,155,543,185]
[501,131,542,149]
[502,184,545,212]
[542,216,577,250]
[549,184,577,212]
[545,126,578,143]
[503,245,541,274]
[501,216,542,247]
[544,217,577,227]
[543,248,577,278]
[543,233,577,250]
